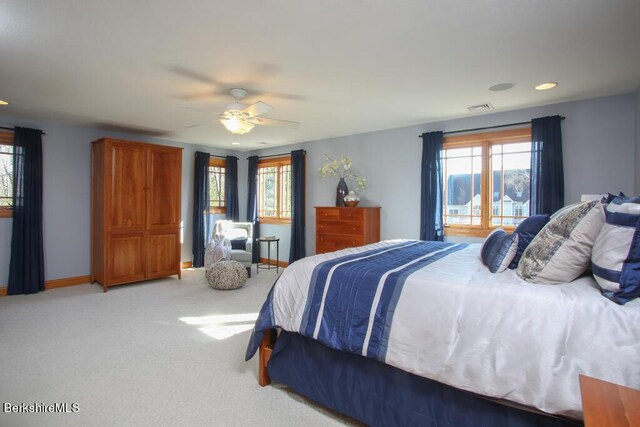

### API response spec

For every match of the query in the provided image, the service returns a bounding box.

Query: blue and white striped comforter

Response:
[246,240,640,418]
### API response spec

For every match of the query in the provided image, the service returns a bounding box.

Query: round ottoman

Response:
[206,260,248,290]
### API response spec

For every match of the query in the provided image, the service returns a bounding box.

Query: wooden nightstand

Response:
[580,375,640,426]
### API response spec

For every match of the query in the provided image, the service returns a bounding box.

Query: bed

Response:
[246,240,640,426]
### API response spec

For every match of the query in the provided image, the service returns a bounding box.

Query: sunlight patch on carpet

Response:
[179,312,259,340]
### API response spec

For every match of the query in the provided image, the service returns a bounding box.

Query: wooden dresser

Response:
[91,138,183,291]
[315,207,381,254]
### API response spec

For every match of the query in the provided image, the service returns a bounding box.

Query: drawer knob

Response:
[352,227,356,230]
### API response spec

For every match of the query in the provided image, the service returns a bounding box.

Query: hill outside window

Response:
[442,128,532,237]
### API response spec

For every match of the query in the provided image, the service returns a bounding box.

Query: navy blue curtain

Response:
[225,155,239,221]
[247,156,260,264]
[419,131,444,241]
[192,151,210,267]
[8,127,45,295]
[289,150,306,263]
[530,116,564,215]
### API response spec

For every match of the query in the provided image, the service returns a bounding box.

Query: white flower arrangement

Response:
[318,154,366,190]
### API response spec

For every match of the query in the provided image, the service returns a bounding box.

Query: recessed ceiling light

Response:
[231,141,240,146]
[489,82,515,92]
[535,82,558,91]
[0,100,8,105]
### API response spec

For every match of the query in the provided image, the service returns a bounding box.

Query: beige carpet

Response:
[0,268,355,426]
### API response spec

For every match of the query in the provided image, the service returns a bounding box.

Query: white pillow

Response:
[517,200,605,284]
[591,195,640,304]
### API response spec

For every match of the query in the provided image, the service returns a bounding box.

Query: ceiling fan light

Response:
[221,117,254,135]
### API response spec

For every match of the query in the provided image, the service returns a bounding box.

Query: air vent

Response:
[467,103,494,112]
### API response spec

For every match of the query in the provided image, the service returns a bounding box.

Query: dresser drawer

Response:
[339,208,364,221]
[317,220,364,236]
[316,208,340,220]
[316,235,365,249]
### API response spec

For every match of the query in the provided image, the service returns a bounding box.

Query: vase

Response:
[336,178,348,207]
[343,190,360,207]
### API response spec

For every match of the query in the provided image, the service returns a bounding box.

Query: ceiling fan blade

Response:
[247,117,300,129]
[175,90,227,101]
[166,66,221,85]
[241,101,273,118]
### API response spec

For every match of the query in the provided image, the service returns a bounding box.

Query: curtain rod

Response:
[194,153,233,160]
[213,154,239,160]
[419,116,565,138]
[255,150,306,160]
[0,125,46,135]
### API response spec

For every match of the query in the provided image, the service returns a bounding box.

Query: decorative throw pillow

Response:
[480,228,519,273]
[230,237,248,250]
[517,200,605,284]
[591,195,640,304]
[508,214,550,269]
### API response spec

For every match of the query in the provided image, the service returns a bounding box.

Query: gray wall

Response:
[253,93,637,260]
[1,92,635,282]
[636,87,640,194]
[0,115,240,285]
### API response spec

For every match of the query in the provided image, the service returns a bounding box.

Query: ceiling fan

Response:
[217,88,300,135]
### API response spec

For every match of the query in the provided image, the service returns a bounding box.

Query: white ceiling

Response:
[1,0,639,151]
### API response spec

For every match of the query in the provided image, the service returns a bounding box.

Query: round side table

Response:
[256,237,280,273]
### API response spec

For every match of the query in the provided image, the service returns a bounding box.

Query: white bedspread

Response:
[269,240,640,418]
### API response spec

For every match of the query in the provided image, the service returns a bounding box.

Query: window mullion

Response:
[500,148,505,227]
[481,141,489,231]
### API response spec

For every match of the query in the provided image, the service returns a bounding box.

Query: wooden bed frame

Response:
[258,328,276,386]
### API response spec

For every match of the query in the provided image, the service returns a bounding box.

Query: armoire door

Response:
[146,230,180,279]
[108,142,146,232]
[146,146,181,230]
[106,233,146,284]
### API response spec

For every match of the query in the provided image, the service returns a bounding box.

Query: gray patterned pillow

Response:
[516,200,605,284]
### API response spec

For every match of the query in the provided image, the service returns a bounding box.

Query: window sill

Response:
[444,226,516,238]
[259,218,291,225]
[0,209,12,219]
[207,207,227,215]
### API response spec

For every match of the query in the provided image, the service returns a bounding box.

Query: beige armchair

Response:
[214,220,254,277]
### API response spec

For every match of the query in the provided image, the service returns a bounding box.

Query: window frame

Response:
[442,127,531,237]
[0,131,13,218]
[257,156,292,225]
[208,157,226,214]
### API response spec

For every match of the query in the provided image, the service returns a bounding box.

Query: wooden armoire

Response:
[91,138,183,291]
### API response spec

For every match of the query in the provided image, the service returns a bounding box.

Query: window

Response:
[258,156,291,223]
[0,131,13,218]
[208,157,226,214]
[442,128,531,237]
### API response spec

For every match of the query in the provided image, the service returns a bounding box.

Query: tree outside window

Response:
[258,156,291,223]
[209,158,226,214]
[0,132,13,217]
